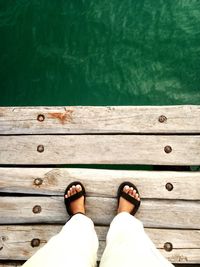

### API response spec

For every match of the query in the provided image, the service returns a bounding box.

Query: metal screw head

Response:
[37,114,45,122]
[164,242,173,252]
[158,115,167,123]
[37,145,44,153]
[164,145,172,153]
[34,178,43,186]
[165,183,173,191]
[32,205,42,214]
[31,238,40,247]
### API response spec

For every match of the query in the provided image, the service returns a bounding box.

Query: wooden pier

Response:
[0,106,200,266]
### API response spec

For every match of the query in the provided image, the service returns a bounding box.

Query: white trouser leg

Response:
[22,214,99,267]
[100,212,174,267]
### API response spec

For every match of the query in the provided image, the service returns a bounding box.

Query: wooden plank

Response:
[0,168,200,200]
[0,135,200,165]
[0,106,200,134]
[98,245,200,264]
[161,249,200,264]
[0,197,199,229]
[0,225,199,263]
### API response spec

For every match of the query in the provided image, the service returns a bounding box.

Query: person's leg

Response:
[23,183,98,267]
[100,183,174,267]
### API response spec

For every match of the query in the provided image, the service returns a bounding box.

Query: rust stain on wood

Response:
[48,109,73,124]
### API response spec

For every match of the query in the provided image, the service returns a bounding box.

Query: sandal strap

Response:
[66,190,84,203]
[120,191,140,208]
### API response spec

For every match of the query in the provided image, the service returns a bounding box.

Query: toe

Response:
[72,185,76,194]
[123,185,129,193]
[68,190,71,197]
[70,187,74,195]
[129,188,133,195]
[132,189,136,196]
[76,184,82,192]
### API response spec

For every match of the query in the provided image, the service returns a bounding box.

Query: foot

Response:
[117,185,140,214]
[64,184,85,215]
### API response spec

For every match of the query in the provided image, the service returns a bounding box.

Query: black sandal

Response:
[117,181,141,216]
[64,181,86,216]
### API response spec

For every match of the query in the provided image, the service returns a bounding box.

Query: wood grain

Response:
[0,225,199,263]
[0,197,199,229]
[0,168,199,200]
[0,106,200,134]
[1,135,200,165]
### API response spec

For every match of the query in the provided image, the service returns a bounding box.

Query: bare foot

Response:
[64,184,85,215]
[117,185,140,214]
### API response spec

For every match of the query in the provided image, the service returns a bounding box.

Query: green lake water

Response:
[0,1,200,170]
[0,0,200,106]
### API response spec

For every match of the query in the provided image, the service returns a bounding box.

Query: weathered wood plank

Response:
[0,225,199,263]
[161,249,200,264]
[1,135,200,165]
[0,197,199,228]
[0,168,199,200]
[0,106,200,134]
[98,245,200,264]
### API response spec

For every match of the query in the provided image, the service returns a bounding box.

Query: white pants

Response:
[23,212,174,267]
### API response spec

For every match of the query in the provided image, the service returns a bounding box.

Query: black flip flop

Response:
[117,181,141,216]
[64,181,86,216]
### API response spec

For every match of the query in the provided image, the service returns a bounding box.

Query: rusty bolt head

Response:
[31,238,40,247]
[164,242,173,252]
[32,205,42,214]
[37,114,45,122]
[165,183,173,191]
[34,178,43,186]
[158,115,167,123]
[164,145,172,153]
[37,145,44,153]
